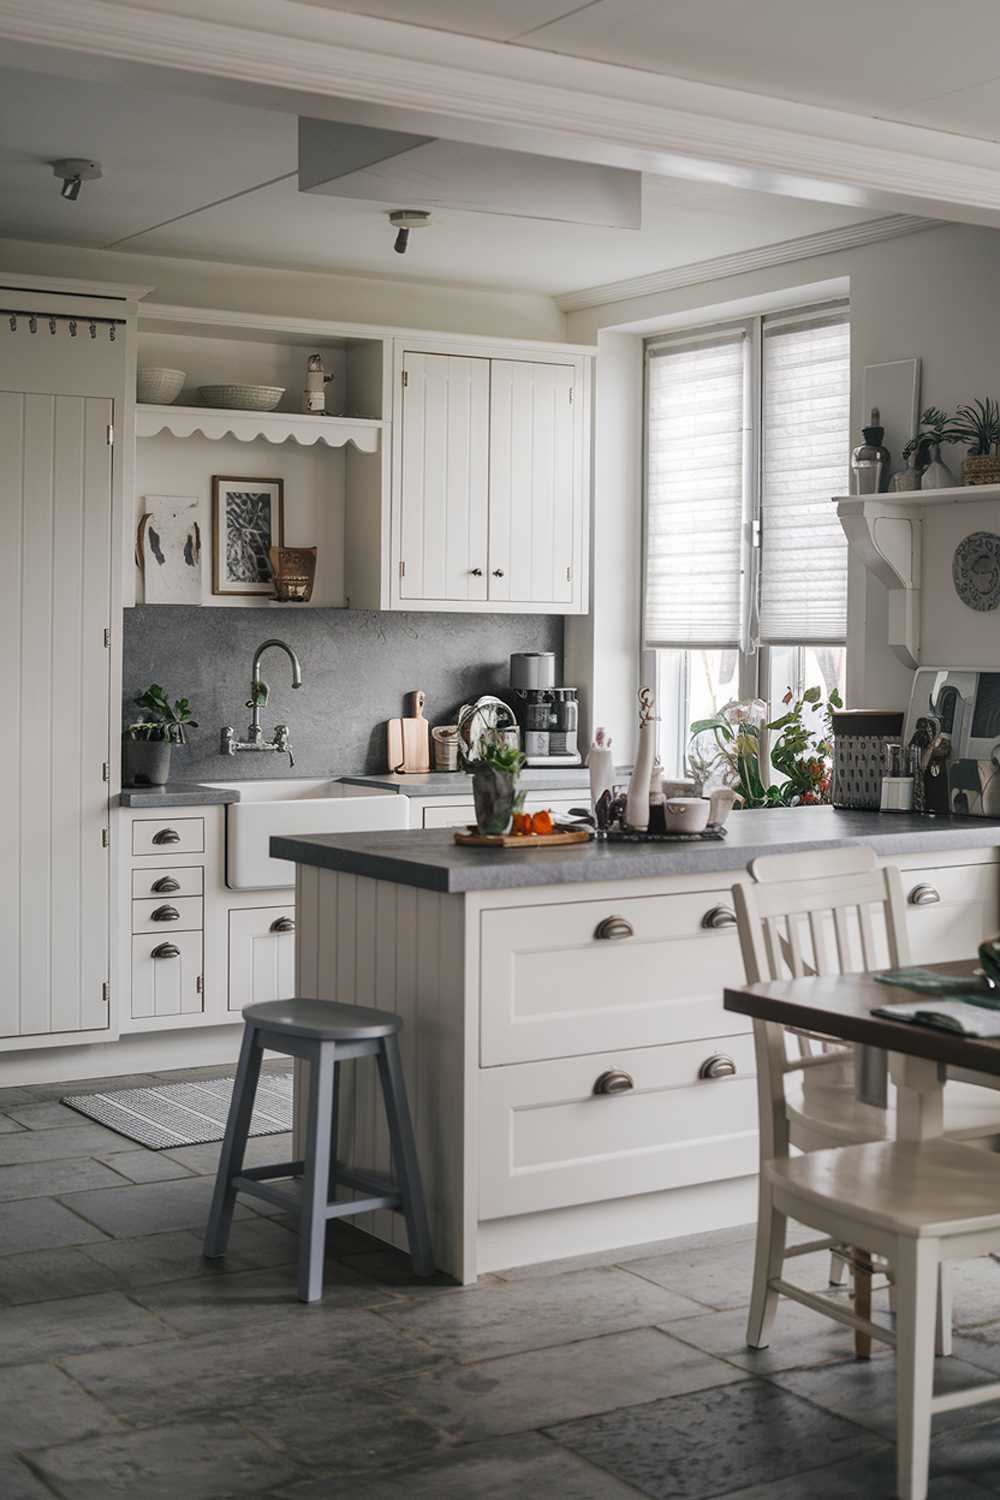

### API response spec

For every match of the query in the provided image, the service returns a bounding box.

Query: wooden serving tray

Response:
[454,828,590,849]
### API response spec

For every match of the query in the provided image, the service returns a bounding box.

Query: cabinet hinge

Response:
[566,564,572,582]
[196,975,204,995]
[751,518,761,549]
[103,626,111,648]
[401,369,408,388]
[101,827,110,848]
[399,559,406,578]
[106,423,114,446]
[568,386,574,404]
[101,981,110,1006]
[101,761,110,782]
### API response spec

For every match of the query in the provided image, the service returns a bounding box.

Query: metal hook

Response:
[88,320,97,339]
[68,320,77,337]
[28,315,37,334]
[109,324,116,341]
[7,315,15,333]
[48,317,56,335]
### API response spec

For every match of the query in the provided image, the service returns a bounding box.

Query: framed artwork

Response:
[137,496,201,604]
[212,476,284,596]
[862,359,921,471]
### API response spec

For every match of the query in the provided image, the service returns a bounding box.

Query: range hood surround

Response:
[298,116,642,228]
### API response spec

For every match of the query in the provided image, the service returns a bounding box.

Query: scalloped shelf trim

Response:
[136,403,382,451]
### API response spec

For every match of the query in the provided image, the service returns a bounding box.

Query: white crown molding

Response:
[6,0,1000,228]
[555,214,936,313]
[0,267,154,302]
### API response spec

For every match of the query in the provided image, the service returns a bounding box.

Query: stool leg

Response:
[204,1024,263,1260]
[327,1059,340,1204]
[377,1033,434,1277]
[298,1043,335,1303]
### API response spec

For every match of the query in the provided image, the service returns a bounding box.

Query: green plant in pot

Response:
[952,397,1000,485]
[122,684,198,787]
[461,729,526,835]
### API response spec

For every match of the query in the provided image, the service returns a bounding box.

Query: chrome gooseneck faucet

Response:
[221,638,303,766]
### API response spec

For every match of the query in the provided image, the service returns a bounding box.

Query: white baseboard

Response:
[0,1026,243,1089]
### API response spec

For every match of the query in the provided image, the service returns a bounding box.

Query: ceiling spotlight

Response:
[388,209,430,255]
[51,158,102,202]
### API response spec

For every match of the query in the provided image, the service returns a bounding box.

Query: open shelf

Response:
[833,483,1000,508]
[136,403,383,451]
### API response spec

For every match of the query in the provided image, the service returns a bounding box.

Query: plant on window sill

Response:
[689,685,841,809]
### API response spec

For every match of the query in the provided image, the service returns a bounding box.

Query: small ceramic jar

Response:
[663,796,711,834]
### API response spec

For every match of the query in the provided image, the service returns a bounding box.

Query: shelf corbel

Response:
[836,496,922,668]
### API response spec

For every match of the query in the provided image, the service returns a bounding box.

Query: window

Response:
[643,306,849,776]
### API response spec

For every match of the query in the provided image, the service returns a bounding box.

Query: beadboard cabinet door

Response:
[488,360,576,607]
[397,352,490,604]
[0,392,113,1039]
[228,906,296,1010]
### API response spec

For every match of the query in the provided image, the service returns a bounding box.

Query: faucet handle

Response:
[273,724,294,769]
[220,726,236,756]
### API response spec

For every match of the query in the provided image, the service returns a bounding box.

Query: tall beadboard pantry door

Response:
[0,393,113,1037]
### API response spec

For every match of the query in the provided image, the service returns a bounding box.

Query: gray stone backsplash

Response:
[122,606,562,780]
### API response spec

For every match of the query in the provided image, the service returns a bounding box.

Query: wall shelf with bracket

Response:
[835,485,1000,668]
[136,403,383,451]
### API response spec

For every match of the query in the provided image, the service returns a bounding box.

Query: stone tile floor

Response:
[4,1067,1000,1497]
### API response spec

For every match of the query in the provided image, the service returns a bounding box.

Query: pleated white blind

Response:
[644,330,747,648]
[759,316,850,643]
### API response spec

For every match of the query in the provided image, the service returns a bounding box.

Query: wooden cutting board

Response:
[454,828,589,848]
[387,690,430,773]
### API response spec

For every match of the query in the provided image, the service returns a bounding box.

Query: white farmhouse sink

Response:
[205,780,410,890]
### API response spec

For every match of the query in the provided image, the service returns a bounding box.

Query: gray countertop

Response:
[118,783,241,808]
[338,769,611,798]
[270,806,1000,894]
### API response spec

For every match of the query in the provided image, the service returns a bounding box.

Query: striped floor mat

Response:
[62,1072,293,1150]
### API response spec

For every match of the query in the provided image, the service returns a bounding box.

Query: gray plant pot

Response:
[123,738,172,787]
[472,765,517,835]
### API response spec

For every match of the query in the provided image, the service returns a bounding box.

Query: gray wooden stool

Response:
[204,998,433,1302]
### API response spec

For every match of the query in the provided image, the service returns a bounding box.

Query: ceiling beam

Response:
[4,0,1000,225]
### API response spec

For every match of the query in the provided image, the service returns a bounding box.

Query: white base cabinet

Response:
[131,932,203,1020]
[228,907,296,1009]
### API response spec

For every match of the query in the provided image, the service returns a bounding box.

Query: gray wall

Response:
[123,606,563,780]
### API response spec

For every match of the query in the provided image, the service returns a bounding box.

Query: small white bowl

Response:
[137,367,186,404]
[664,796,710,834]
[198,384,285,412]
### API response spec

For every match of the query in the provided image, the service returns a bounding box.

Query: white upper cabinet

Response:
[398,352,490,604]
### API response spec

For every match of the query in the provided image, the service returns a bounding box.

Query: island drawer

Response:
[479,891,749,1066]
[132,817,205,856]
[131,866,204,899]
[478,1033,758,1220]
[132,895,204,934]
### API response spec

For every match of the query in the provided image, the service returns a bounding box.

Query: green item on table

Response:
[875,966,1000,1008]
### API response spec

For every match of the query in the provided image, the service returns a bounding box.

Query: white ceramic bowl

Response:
[664,795,710,834]
[198,384,285,412]
[137,367,186,404]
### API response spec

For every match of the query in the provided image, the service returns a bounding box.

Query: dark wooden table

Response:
[724,959,1000,1141]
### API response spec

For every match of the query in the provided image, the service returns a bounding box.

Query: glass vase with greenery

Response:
[461,729,526,835]
[122,684,198,787]
[689,685,841,809]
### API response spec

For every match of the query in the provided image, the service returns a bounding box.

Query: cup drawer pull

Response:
[150,904,180,922]
[699,1054,737,1080]
[594,915,634,942]
[150,942,180,959]
[152,828,181,845]
[909,884,941,907]
[593,1069,634,1096]
[150,876,180,893]
[270,916,295,934]
[703,905,737,930]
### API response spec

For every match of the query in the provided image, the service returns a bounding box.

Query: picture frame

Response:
[211,476,284,596]
[862,359,921,471]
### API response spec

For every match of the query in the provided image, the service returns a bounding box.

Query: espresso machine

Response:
[508,652,581,767]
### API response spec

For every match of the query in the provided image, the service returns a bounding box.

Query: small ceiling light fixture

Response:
[388,209,430,255]
[51,158,103,202]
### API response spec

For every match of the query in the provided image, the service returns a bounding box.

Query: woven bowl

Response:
[198,384,284,412]
[137,367,186,404]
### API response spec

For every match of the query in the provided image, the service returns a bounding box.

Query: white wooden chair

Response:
[733,845,1000,1358]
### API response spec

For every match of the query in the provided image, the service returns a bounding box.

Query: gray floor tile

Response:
[25,1417,298,1500]
[78,1218,299,1286]
[378,1265,708,1360]
[0,1125,134,1166]
[4,1101,93,1131]
[56,1174,254,1238]
[950,1257,1000,1330]
[0,1114,25,1134]
[771,1355,1000,1441]
[621,1232,834,1313]
[661,1294,892,1376]
[0,1158,132,1203]
[130,1262,394,1335]
[96,1149,196,1184]
[274,1431,641,1499]
[234,1380,449,1474]
[930,1415,1000,1490]
[0,1361,120,1449]
[338,1244,474,1295]
[0,1453,58,1500]
[22,1073,160,1101]
[0,1290,175,1367]
[725,1447,988,1498]
[64,1309,441,1425]
[0,1247,120,1305]
[161,1132,294,1176]
[385,1326,744,1444]
[547,1378,884,1499]
[0,1197,109,1256]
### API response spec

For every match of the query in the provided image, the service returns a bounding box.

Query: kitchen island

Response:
[273,808,1000,1281]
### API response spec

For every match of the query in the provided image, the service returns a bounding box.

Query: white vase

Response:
[626,700,656,831]
[588,739,615,814]
[921,442,956,490]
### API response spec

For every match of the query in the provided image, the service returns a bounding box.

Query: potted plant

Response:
[461,729,526,835]
[122,683,198,786]
[898,407,962,490]
[688,686,841,808]
[952,398,1000,485]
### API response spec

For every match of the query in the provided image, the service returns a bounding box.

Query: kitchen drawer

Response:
[422,795,583,830]
[479,1034,758,1220]
[131,931,203,1020]
[131,866,204,899]
[132,817,205,856]
[132,895,204,935]
[228,905,296,1011]
[480,891,748,1066]
[903,863,999,964]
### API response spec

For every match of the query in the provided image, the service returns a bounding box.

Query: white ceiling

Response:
[305,0,1000,143]
[0,62,885,296]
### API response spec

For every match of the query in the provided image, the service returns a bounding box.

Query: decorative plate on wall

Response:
[953,531,1000,612]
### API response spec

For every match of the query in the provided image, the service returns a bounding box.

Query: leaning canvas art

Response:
[212,476,284,596]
